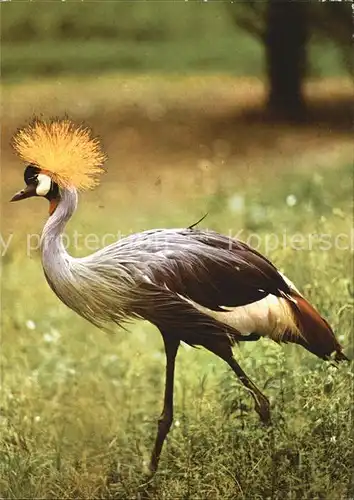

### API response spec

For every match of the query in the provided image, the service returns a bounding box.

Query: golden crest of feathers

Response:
[12,118,107,190]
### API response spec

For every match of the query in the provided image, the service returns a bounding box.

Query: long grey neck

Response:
[41,187,78,271]
[39,186,129,330]
[39,185,134,330]
[40,187,98,323]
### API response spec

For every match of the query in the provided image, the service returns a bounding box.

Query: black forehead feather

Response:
[24,164,40,185]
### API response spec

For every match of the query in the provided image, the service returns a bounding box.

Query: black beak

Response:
[10,184,37,202]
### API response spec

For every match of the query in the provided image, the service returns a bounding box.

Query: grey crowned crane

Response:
[11,119,348,476]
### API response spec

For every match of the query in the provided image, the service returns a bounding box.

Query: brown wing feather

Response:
[119,228,291,312]
[144,229,291,309]
[284,291,348,360]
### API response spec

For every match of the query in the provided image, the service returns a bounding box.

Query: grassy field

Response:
[1,74,353,499]
[1,2,349,82]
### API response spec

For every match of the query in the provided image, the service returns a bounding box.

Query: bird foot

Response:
[139,462,157,486]
[137,468,157,499]
[255,398,271,425]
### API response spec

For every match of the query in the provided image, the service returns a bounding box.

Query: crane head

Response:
[11,118,106,191]
[10,164,60,215]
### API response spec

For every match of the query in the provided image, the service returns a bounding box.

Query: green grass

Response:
[0,2,348,82]
[1,35,263,82]
[1,157,353,498]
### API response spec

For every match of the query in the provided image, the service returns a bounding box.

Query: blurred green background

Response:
[1,3,353,499]
[1,2,350,81]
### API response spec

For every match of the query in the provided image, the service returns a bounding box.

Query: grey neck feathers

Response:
[41,187,78,252]
[39,187,133,330]
[40,187,78,302]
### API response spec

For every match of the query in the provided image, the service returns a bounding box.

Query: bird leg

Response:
[148,335,179,476]
[227,356,271,424]
[203,340,270,424]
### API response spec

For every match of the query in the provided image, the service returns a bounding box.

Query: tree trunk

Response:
[265,0,308,121]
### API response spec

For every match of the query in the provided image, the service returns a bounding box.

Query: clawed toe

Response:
[256,399,271,425]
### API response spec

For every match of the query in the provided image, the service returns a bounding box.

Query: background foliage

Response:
[1,2,348,81]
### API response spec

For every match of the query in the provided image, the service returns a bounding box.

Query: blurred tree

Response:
[227,1,352,121]
[266,0,307,120]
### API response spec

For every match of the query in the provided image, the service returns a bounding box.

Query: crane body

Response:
[10,119,348,476]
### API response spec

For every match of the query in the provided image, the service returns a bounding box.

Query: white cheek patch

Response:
[36,174,52,196]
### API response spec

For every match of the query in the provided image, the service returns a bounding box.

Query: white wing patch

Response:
[279,271,301,295]
[178,292,299,341]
